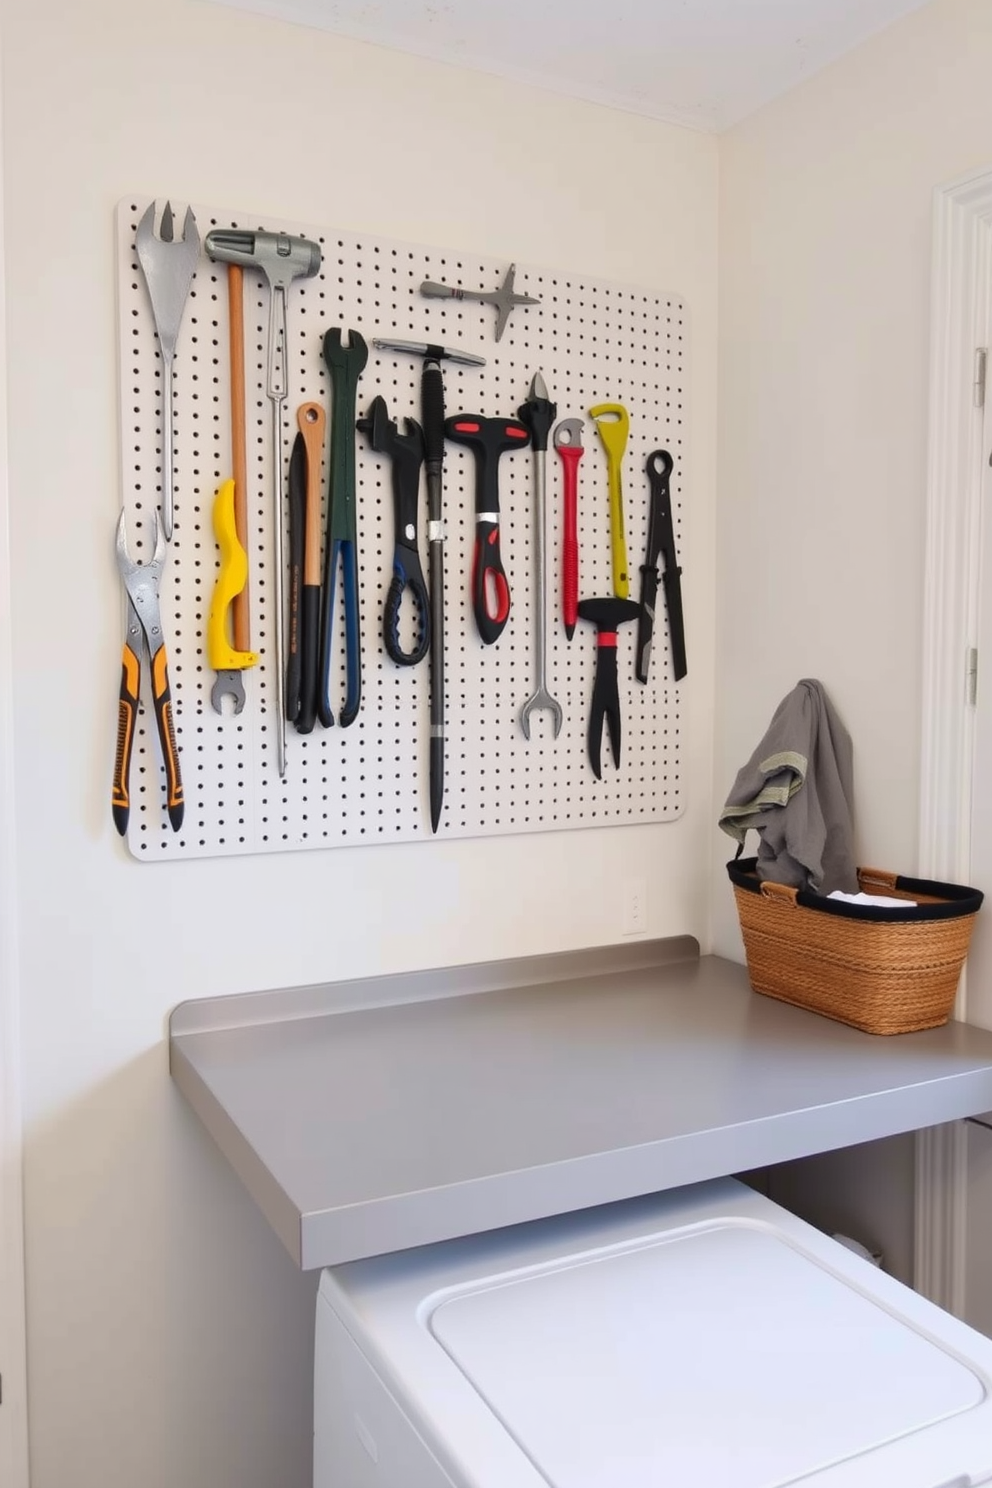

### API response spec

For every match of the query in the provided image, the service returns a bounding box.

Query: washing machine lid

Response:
[321,1179,992,1488]
[429,1221,980,1487]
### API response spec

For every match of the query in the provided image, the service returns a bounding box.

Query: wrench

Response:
[553,418,584,640]
[518,371,563,739]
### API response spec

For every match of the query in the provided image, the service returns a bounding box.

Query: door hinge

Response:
[968,646,979,705]
[975,348,987,408]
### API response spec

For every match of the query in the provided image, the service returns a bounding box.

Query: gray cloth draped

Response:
[718,679,857,894]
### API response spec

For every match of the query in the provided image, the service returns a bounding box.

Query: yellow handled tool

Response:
[209,262,258,712]
[208,478,258,677]
[589,402,630,599]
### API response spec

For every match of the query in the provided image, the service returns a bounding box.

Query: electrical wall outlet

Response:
[622,877,647,935]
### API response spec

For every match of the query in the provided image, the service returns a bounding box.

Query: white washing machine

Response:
[314,1177,992,1488]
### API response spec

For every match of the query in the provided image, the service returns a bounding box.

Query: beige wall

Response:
[13,0,992,1475]
[0,1,718,1484]
[715,0,992,954]
[715,0,992,1286]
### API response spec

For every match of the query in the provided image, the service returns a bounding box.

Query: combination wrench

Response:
[518,371,563,739]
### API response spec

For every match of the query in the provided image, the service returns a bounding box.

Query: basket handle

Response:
[758,880,800,907]
[858,867,898,892]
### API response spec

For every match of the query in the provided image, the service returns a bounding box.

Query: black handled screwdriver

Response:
[372,338,486,831]
[422,355,447,830]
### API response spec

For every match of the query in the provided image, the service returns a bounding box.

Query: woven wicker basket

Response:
[728,858,983,1035]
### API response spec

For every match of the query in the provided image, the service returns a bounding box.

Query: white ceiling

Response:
[212,0,933,132]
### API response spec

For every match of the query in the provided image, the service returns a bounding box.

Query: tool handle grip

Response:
[384,564,430,666]
[298,403,326,586]
[149,642,184,830]
[112,641,140,835]
[228,264,251,652]
[286,435,306,721]
[286,555,302,722]
[209,479,259,673]
[472,521,510,645]
[563,533,579,640]
[421,360,445,472]
[319,541,363,728]
[295,584,321,734]
[608,463,629,598]
[420,282,459,301]
[559,448,581,638]
[340,542,362,727]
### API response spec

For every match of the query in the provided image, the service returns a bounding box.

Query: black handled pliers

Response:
[357,395,430,666]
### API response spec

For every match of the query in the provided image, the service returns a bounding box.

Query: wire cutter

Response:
[357,395,430,666]
[112,511,184,834]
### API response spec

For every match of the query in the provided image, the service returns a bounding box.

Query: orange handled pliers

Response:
[111,511,184,835]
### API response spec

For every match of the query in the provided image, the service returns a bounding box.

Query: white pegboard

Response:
[114,197,687,859]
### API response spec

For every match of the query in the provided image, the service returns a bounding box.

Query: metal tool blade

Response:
[135,202,200,361]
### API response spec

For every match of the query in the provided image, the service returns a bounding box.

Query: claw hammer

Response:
[205,228,322,776]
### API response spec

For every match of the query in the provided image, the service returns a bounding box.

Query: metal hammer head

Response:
[204,228,321,290]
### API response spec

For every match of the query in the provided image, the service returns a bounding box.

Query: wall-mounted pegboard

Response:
[114,197,687,860]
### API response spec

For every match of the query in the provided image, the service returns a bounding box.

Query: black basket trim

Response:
[727,858,984,922]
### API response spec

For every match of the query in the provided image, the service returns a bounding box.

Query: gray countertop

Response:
[169,940,992,1269]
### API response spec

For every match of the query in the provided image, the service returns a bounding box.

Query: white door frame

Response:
[0,451,28,1486]
[0,26,29,1484]
[915,163,992,1312]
